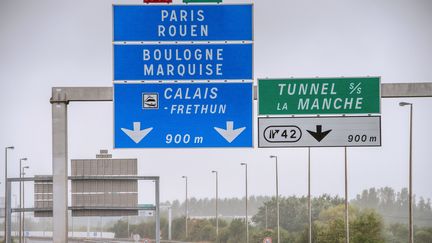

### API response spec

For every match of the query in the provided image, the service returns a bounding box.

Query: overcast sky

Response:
[1,0,432,206]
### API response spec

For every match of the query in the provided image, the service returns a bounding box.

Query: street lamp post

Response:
[19,158,27,243]
[240,163,248,243]
[400,101,414,243]
[270,155,280,243]
[182,176,188,239]
[211,171,219,238]
[12,194,17,238]
[21,166,29,243]
[308,148,312,243]
[344,147,349,243]
[265,204,268,229]
[4,146,14,242]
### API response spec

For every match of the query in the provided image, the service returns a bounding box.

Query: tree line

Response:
[109,187,432,242]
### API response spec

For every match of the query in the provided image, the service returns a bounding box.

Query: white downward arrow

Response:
[121,122,153,144]
[214,121,246,143]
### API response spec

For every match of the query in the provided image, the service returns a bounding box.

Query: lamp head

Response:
[23,166,29,169]
[182,176,187,179]
[240,163,246,166]
[20,158,28,161]
[6,146,14,149]
[270,155,277,158]
[399,102,412,107]
[212,170,217,173]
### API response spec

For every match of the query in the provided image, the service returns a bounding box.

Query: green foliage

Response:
[415,228,432,243]
[167,196,273,218]
[225,219,245,243]
[385,223,432,243]
[110,220,129,238]
[171,217,186,240]
[250,228,294,243]
[386,223,408,242]
[308,205,385,243]
[107,189,432,242]
[350,209,385,243]
[188,219,216,241]
[252,194,343,233]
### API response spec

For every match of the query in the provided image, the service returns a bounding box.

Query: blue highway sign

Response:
[113,5,253,41]
[114,83,253,148]
[114,44,252,81]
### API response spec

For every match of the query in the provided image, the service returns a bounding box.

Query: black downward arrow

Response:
[307,125,332,142]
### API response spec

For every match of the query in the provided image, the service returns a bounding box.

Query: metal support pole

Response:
[13,195,17,238]
[22,179,25,242]
[276,158,280,243]
[241,163,248,243]
[403,99,427,243]
[216,173,219,238]
[168,207,172,241]
[3,149,6,243]
[344,147,349,243]
[182,176,188,239]
[155,179,161,243]
[399,102,414,243]
[408,104,414,243]
[246,166,248,243]
[21,167,29,243]
[186,178,188,239]
[19,162,22,243]
[18,158,27,243]
[265,204,268,229]
[51,101,69,243]
[308,148,312,243]
[270,155,280,243]
[4,146,14,242]
[212,171,219,238]
[6,181,12,243]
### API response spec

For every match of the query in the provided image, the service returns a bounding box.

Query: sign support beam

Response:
[51,82,432,103]
[49,82,431,242]
[253,82,432,100]
[51,98,68,243]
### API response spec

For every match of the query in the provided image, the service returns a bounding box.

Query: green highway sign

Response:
[138,204,156,210]
[258,77,380,115]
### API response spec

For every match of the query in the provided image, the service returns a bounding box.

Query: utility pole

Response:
[240,163,248,243]
[270,155,280,243]
[182,176,188,239]
[308,148,312,243]
[21,166,29,243]
[344,147,349,243]
[19,158,27,243]
[212,170,219,238]
[4,146,14,243]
